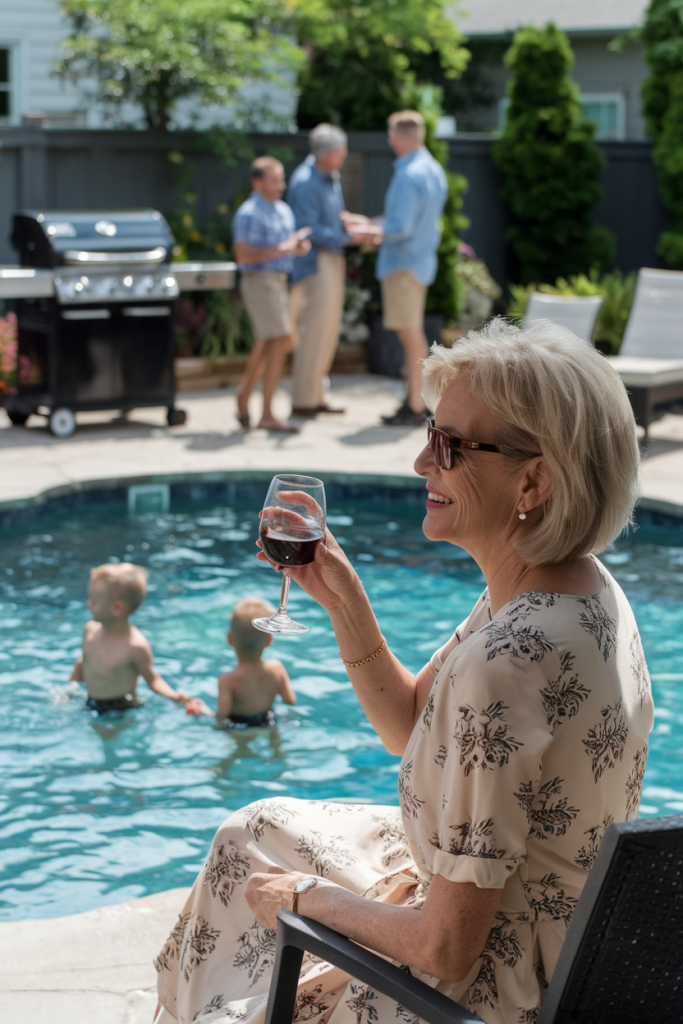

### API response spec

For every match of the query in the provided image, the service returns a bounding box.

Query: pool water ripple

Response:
[0,498,682,919]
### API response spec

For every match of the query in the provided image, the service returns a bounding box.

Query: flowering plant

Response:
[0,312,18,393]
[453,247,502,333]
[340,282,371,344]
[456,253,502,301]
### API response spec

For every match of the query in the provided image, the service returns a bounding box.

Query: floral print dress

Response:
[155,560,654,1024]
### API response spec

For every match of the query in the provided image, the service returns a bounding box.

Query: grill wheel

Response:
[49,407,77,438]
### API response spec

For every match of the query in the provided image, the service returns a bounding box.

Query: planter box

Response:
[175,342,369,392]
[331,342,369,374]
[175,356,248,392]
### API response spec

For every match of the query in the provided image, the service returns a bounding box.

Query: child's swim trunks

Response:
[225,710,276,729]
[86,694,141,715]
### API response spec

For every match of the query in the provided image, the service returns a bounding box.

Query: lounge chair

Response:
[609,267,683,436]
[265,814,683,1024]
[525,292,604,343]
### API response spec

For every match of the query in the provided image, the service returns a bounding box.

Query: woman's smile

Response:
[425,484,454,508]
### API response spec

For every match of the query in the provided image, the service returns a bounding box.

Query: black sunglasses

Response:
[427,419,539,470]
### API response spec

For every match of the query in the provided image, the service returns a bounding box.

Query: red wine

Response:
[260,525,324,566]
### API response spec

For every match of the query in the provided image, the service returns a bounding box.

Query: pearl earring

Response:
[518,512,527,520]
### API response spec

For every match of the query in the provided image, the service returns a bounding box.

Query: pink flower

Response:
[0,313,18,380]
[458,242,477,261]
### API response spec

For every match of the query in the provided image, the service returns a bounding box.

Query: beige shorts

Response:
[239,271,291,341]
[381,269,427,330]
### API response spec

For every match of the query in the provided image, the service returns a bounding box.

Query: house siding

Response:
[457,0,648,35]
[573,37,648,141]
[0,0,87,125]
[456,36,649,141]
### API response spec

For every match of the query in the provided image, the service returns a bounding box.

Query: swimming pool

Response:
[1,484,682,920]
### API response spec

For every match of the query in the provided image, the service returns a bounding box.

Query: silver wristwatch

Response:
[292,876,318,914]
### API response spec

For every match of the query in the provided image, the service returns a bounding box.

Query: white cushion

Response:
[524,292,604,342]
[621,268,683,359]
[608,355,683,387]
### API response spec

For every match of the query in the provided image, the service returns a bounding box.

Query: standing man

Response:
[374,110,448,426]
[287,124,364,418]
[232,156,310,432]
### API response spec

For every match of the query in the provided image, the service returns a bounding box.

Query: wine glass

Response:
[252,474,326,635]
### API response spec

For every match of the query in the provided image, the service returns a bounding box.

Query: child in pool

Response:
[187,597,296,728]
[70,563,192,715]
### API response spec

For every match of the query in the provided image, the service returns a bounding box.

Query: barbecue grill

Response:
[0,208,236,437]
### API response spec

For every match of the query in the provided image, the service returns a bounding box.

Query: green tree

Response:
[295,0,469,130]
[409,38,509,133]
[640,0,683,267]
[419,88,469,323]
[58,0,302,130]
[492,24,614,284]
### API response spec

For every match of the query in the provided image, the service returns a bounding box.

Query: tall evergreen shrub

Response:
[641,0,683,267]
[492,24,614,284]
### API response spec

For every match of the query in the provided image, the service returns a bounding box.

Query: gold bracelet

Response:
[339,637,387,668]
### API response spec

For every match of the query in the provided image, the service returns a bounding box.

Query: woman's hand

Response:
[245,867,309,930]
[257,516,363,614]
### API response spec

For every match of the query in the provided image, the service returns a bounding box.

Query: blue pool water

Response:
[1,490,682,921]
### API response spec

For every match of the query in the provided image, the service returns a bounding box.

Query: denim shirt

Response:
[287,156,351,283]
[231,192,296,274]
[376,147,448,286]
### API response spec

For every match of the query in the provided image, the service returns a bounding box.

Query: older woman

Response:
[155,321,653,1024]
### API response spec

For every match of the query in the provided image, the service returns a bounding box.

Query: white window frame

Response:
[0,42,21,126]
[497,92,626,141]
[581,92,626,141]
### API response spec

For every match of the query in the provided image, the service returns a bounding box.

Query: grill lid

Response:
[11,209,175,268]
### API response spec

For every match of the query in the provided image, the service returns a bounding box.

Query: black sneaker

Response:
[381,402,429,426]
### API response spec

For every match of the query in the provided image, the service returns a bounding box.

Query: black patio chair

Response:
[264,814,683,1024]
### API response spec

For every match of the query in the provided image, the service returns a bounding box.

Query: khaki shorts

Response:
[239,271,291,341]
[381,269,427,330]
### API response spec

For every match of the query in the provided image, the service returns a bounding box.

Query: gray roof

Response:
[456,0,648,36]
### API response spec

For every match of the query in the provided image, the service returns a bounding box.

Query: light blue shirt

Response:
[376,147,448,286]
[231,192,296,274]
[287,156,351,283]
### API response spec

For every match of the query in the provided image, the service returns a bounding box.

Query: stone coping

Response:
[0,468,430,525]
[1,466,682,526]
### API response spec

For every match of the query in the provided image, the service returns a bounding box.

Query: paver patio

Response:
[1,374,683,513]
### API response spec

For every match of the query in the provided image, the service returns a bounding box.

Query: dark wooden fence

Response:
[0,127,669,285]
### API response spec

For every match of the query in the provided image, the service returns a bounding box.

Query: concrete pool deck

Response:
[2,373,683,514]
[2,373,683,1024]
[0,888,192,1024]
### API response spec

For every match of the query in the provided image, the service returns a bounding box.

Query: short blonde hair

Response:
[422,319,641,567]
[230,597,276,654]
[250,155,283,180]
[388,110,426,144]
[90,563,148,612]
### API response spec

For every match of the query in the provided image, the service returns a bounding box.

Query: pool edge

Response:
[0,469,429,526]
[1,469,682,522]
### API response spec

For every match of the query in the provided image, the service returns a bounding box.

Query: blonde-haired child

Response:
[187,597,295,727]
[70,563,191,715]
